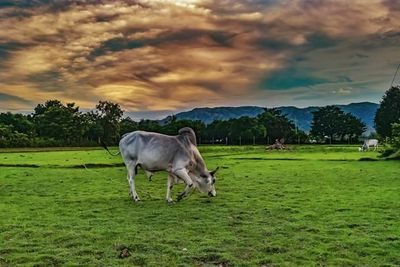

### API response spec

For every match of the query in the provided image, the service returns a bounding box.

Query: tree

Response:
[311,106,366,143]
[0,112,34,136]
[310,106,344,143]
[375,86,400,138]
[391,123,400,150]
[257,109,294,143]
[120,117,138,136]
[203,120,231,144]
[137,119,162,133]
[380,122,400,159]
[95,101,123,143]
[341,113,366,141]
[227,116,265,144]
[81,112,103,143]
[0,123,12,139]
[33,100,83,143]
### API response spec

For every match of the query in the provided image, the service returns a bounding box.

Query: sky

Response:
[0,0,399,119]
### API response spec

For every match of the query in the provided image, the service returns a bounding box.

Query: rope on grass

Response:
[81,164,114,181]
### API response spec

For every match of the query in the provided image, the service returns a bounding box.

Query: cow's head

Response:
[191,167,219,197]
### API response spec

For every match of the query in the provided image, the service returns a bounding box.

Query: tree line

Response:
[0,86,399,148]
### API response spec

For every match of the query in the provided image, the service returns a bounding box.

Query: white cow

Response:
[102,127,217,203]
[359,139,379,152]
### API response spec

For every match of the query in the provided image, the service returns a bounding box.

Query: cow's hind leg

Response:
[145,170,153,182]
[126,161,140,202]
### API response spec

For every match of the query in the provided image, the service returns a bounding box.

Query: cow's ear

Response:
[210,167,219,176]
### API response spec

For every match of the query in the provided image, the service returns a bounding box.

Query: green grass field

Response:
[1,145,399,266]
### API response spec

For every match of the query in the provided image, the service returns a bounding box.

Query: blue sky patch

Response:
[260,66,329,90]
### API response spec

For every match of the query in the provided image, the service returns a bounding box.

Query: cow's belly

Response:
[136,151,173,171]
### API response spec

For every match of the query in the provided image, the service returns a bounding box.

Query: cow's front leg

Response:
[173,169,194,201]
[166,173,175,203]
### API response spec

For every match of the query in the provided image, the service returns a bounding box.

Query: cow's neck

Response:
[191,146,208,177]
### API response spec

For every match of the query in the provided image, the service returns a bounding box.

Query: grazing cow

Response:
[359,139,379,152]
[102,127,217,203]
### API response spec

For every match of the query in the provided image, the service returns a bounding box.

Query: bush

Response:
[391,123,400,149]
[380,122,400,159]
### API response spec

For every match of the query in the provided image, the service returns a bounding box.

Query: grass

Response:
[0,145,399,266]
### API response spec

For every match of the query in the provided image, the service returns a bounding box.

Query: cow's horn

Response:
[210,167,219,176]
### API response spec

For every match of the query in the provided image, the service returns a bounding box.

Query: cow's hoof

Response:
[177,192,187,201]
[166,199,174,204]
[131,196,141,203]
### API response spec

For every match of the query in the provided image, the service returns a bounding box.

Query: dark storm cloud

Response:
[88,37,145,59]
[26,71,65,92]
[0,92,32,104]
[89,29,236,60]
[0,42,28,60]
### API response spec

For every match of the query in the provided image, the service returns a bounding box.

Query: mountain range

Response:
[160,102,379,133]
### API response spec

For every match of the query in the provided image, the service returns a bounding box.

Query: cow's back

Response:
[365,139,378,146]
[119,131,190,171]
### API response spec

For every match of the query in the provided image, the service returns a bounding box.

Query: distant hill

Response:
[160,102,379,133]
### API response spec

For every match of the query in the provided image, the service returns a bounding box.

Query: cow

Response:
[102,127,218,203]
[359,139,379,152]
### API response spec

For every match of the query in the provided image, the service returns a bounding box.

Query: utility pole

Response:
[295,117,300,144]
[239,136,242,146]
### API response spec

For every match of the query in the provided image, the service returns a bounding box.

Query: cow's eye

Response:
[212,179,216,184]
[201,174,208,178]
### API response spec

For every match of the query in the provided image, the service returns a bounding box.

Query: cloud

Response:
[0,92,33,111]
[0,92,32,104]
[0,0,399,116]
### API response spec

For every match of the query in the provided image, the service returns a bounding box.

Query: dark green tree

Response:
[137,119,162,133]
[227,116,265,144]
[375,86,400,138]
[340,113,366,141]
[204,120,231,143]
[311,106,366,143]
[310,106,344,143]
[257,109,295,143]
[33,100,83,143]
[80,112,103,143]
[0,112,34,136]
[95,101,123,143]
[0,123,12,139]
[391,123,400,150]
[120,117,138,136]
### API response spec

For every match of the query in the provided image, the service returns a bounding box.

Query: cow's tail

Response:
[100,139,120,156]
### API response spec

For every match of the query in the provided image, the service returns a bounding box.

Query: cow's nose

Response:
[208,191,215,197]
